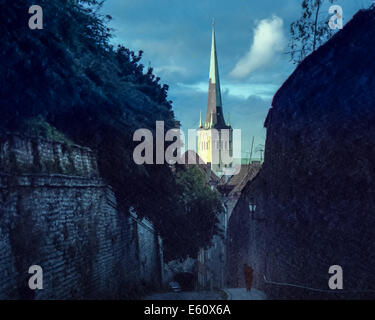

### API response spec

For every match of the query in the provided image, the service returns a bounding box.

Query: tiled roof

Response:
[218,163,261,196]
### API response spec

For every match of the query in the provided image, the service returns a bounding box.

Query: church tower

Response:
[198,21,233,176]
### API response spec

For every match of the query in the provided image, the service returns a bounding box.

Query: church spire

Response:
[209,19,220,91]
[206,20,226,128]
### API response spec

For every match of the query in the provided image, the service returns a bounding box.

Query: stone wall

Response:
[197,209,227,291]
[227,8,375,299]
[0,134,163,299]
[0,132,98,177]
[197,233,226,290]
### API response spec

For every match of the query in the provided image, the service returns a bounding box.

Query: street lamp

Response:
[248,198,256,220]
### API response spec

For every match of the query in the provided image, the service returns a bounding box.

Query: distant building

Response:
[219,163,261,220]
[197,21,232,177]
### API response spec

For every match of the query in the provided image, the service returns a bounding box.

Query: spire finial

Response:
[227,112,230,126]
[212,18,215,28]
[199,110,202,128]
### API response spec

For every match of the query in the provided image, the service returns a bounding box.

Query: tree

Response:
[162,166,223,261]
[1,0,219,263]
[289,0,337,64]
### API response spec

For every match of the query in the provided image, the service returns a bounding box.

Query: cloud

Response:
[154,65,187,76]
[230,15,286,79]
[177,81,278,100]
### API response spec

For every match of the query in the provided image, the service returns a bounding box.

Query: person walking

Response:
[243,263,254,292]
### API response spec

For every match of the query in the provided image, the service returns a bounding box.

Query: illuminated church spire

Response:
[206,19,226,128]
[197,20,233,175]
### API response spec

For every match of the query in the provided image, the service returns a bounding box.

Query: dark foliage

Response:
[0,0,220,261]
[163,166,223,260]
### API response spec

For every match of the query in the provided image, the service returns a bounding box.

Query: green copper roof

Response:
[201,20,228,129]
[209,20,222,107]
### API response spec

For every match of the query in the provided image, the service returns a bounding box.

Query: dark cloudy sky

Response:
[102,0,372,159]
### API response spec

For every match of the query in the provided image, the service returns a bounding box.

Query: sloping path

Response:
[223,288,267,300]
[144,291,224,300]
